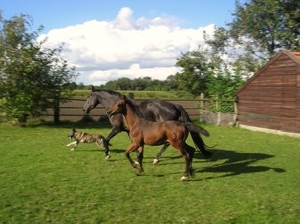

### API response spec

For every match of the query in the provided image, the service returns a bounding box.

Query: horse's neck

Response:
[97,92,119,110]
[123,103,143,129]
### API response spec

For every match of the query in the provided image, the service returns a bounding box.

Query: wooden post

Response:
[233,96,238,127]
[215,96,220,125]
[199,93,204,121]
[53,93,60,124]
[215,96,219,111]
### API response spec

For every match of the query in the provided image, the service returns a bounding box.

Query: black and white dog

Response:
[66,128,111,159]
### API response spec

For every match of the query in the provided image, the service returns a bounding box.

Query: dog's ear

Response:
[72,128,76,132]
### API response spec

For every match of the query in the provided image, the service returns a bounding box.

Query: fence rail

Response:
[42,97,237,126]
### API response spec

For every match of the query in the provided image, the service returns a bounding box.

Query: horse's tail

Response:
[185,122,213,158]
[174,104,213,158]
[184,122,209,137]
[174,104,192,123]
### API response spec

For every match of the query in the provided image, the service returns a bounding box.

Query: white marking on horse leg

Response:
[105,154,111,160]
[180,176,189,181]
[153,158,159,164]
[133,161,141,169]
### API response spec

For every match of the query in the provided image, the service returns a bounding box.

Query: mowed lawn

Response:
[0,121,299,223]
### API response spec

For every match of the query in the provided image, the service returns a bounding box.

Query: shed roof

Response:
[236,50,300,95]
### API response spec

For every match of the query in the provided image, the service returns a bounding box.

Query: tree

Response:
[174,46,246,102]
[174,0,299,100]
[174,48,214,97]
[229,0,300,59]
[0,13,77,124]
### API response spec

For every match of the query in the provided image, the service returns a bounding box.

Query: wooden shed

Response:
[236,50,300,136]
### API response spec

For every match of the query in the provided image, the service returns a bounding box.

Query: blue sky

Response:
[1,0,242,85]
[2,0,238,32]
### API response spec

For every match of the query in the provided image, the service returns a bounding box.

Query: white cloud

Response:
[39,7,216,85]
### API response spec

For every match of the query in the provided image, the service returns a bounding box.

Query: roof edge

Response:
[236,50,300,95]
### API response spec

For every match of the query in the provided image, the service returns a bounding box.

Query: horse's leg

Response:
[181,150,192,181]
[101,138,111,160]
[171,142,192,181]
[102,126,122,159]
[153,142,170,165]
[125,143,143,174]
[183,143,196,177]
[133,146,144,174]
[106,115,127,143]
[105,127,121,143]
[104,144,111,160]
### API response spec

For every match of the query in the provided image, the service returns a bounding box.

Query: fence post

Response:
[53,91,60,124]
[215,96,220,125]
[215,96,219,111]
[199,93,204,122]
[53,97,60,124]
[233,96,238,126]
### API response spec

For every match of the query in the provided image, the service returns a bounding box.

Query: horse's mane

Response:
[94,89,123,98]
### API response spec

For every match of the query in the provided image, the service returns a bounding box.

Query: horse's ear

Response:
[91,86,95,92]
[121,95,127,100]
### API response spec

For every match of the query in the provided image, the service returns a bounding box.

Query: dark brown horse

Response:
[107,95,210,181]
[82,86,212,162]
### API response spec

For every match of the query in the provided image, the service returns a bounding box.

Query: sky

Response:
[1,0,240,85]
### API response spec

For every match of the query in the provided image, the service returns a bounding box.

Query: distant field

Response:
[0,121,299,223]
[73,89,195,99]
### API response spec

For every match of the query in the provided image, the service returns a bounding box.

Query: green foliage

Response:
[174,46,246,100]
[73,89,194,99]
[229,0,300,58]
[174,0,299,100]
[100,76,179,91]
[0,122,299,223]
[174,49,210,96]
[0,13,77,124]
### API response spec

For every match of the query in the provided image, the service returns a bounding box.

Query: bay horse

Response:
[82,86,212,162]
[107,95,210,181]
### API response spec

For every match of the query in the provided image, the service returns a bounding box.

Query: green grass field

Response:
[0,121,299,223]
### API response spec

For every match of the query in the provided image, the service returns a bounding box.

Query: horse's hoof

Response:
[136,171,144,176]
[180,176,189,181]
[105,155,111,160]
[153,159,159,164]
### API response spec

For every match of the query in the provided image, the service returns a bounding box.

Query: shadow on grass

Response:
[136,148,286,180]
[191,148,286,181]
[26,115,112,129]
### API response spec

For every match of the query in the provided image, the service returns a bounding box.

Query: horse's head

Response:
[83,86,125,113]
[82,87,99,113]
[107,95,127,116]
